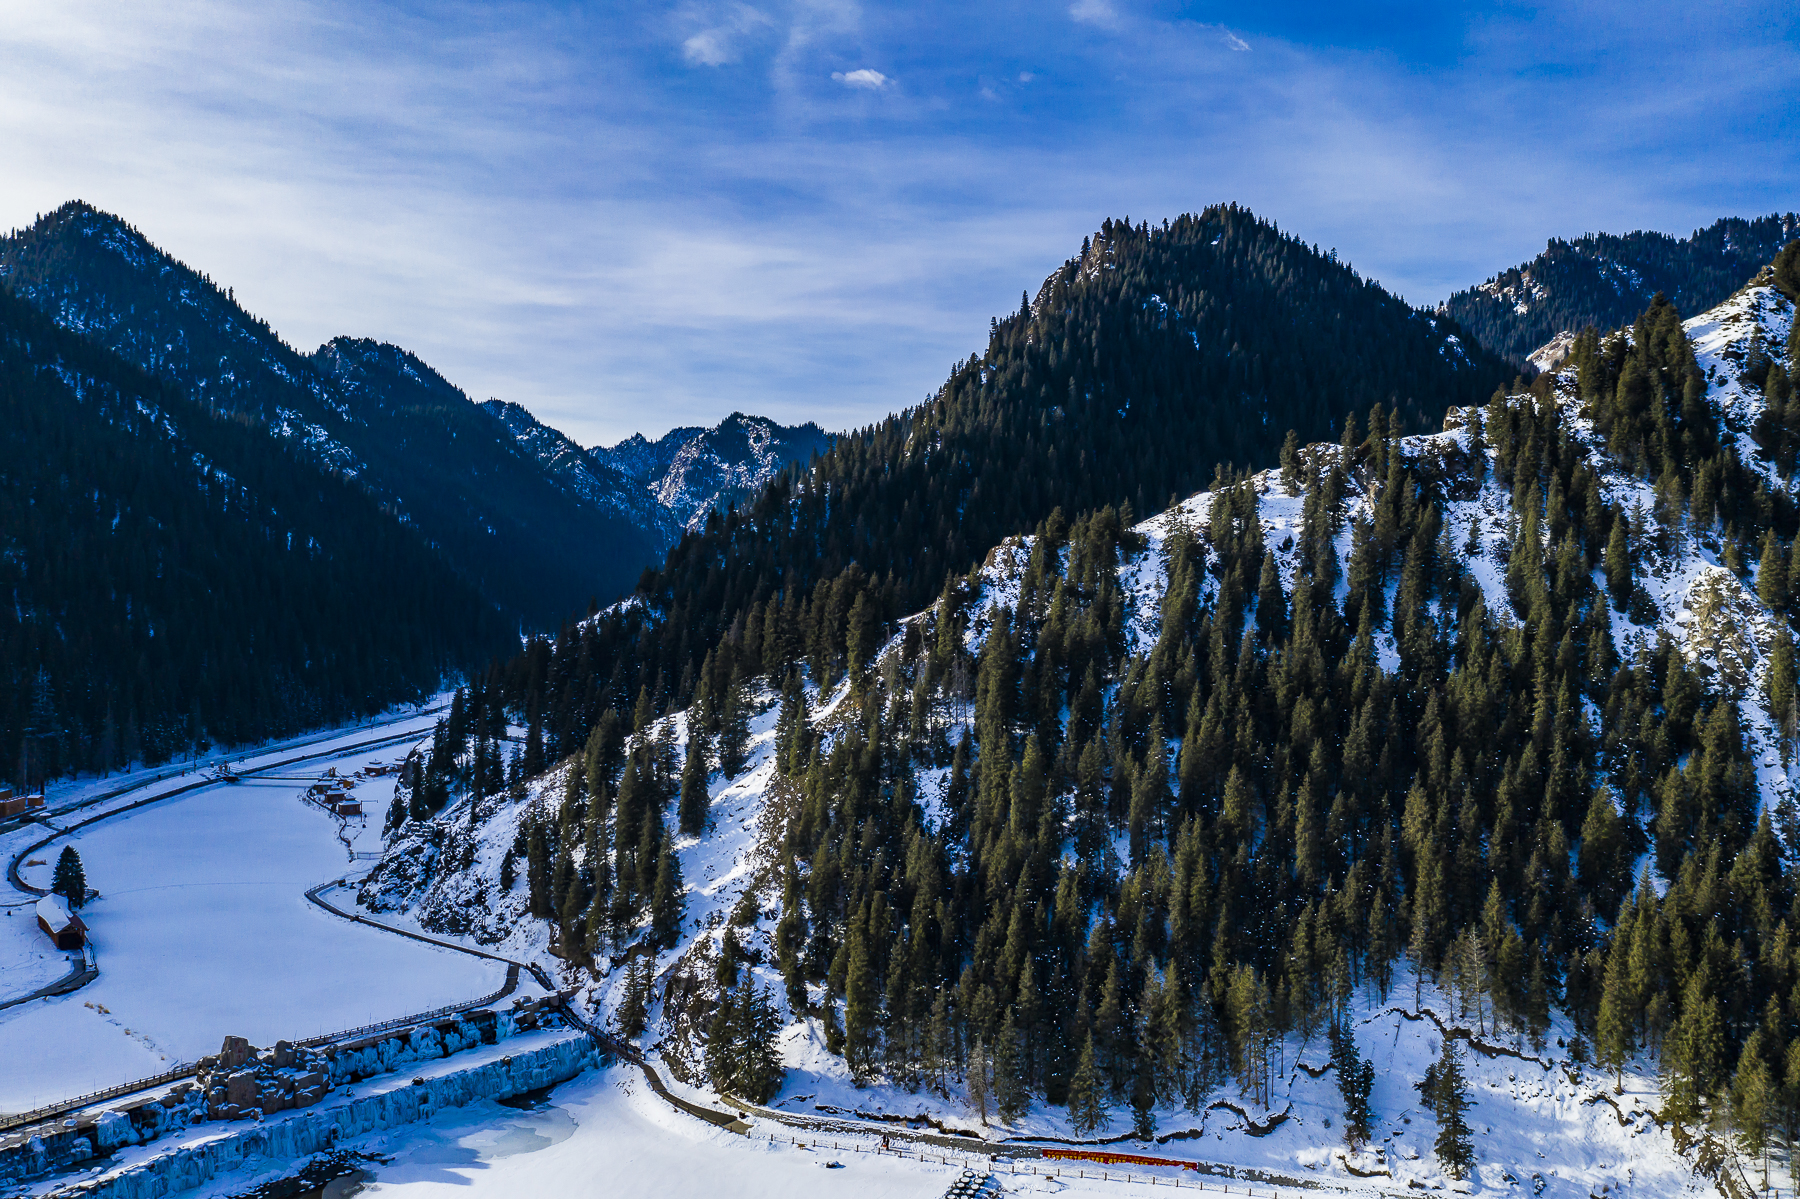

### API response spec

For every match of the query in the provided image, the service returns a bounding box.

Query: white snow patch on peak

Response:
[1527,329,1576,375]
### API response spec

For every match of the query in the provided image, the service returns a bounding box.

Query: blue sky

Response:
[1,1,1796,444]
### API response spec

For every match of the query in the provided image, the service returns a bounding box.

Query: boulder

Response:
[219,1036,253,1070]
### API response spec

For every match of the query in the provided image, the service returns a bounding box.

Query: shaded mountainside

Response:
[481,400,680,547]
[1445,213,1800,367]
[468,206,1510,768]
[367,246,1800,1193]
[0,286,504,784]
[0,202,663,626]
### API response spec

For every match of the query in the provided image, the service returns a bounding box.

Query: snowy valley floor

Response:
[316,1067,959,1199]
[0,709,511,1114]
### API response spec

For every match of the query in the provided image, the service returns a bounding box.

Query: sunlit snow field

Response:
[333,1067,956,1199]
[0,716,504,1113]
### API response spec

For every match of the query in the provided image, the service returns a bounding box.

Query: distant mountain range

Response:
[0,279,506,777]
[595,413,833,532]
[0,202,828,630]
[482,402,832,549]
[1442,212,1800,366]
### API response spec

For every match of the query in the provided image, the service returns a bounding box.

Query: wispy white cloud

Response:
[1223,31,1250,51]
[1068,0,1117,28]
[680,3,774,67]
[831,67,889,88]
[0,0,1792,445]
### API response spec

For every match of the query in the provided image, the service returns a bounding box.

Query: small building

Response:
[36,894,87,950]
[0,788,45,819]
[334,799,363,817]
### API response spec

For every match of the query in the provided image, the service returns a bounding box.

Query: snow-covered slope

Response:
[362,277,1799,1198]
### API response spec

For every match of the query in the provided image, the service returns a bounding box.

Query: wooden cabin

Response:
[36,894,87,950]
[0,788,45,819]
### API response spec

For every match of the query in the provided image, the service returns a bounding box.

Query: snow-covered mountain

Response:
[362,265,1800,1196]
[482,399,683,547]
[484,405,834,552]
[595,413,834,533]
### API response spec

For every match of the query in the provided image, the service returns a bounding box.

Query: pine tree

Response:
[993,1007,1029,1122]
[733,979,787,1103]
[1131,1045,1158,1138]
[619,959,652,1038]
[967,1037,991,1124]
[679,729,710,835]
[1667,970,1724,1127]
[1605,510,1633,611]
[1731,1036,1774,1188]
[1417,1041,1474,1179]
[706,984,739,1090]
[1067,1032,1110,1134]
[1759,531,1790,611]
[526,820,552,919]
[720,672,752,777]
[846,591,879,678]
[51,846,86,909]
[1767,628,1797,765]
[1595,942,1635,1091]
[844,918,879,1076]
[1327,1015,1374,1148]
[1279,429,1302,493]
[649,844,685,947]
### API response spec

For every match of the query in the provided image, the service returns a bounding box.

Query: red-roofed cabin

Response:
[36,895,87,950]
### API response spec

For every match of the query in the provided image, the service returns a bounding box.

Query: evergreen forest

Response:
[377,234,1800,1166]
[0,202,668,627]
[462,206,1509,773]
[1444,212,1800,367]
[0,284,507,787]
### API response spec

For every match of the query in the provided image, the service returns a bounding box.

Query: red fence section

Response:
[1040,1148,1202,1172]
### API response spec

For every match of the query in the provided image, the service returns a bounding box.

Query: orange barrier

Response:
[1041,1148,1202,1171]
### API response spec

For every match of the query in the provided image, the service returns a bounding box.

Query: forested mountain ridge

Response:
[357,240,1800,1193]
[0,284,504,787]
[1444,212,1800,367]
[467,206,1510,771]
[0,202,664,625]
